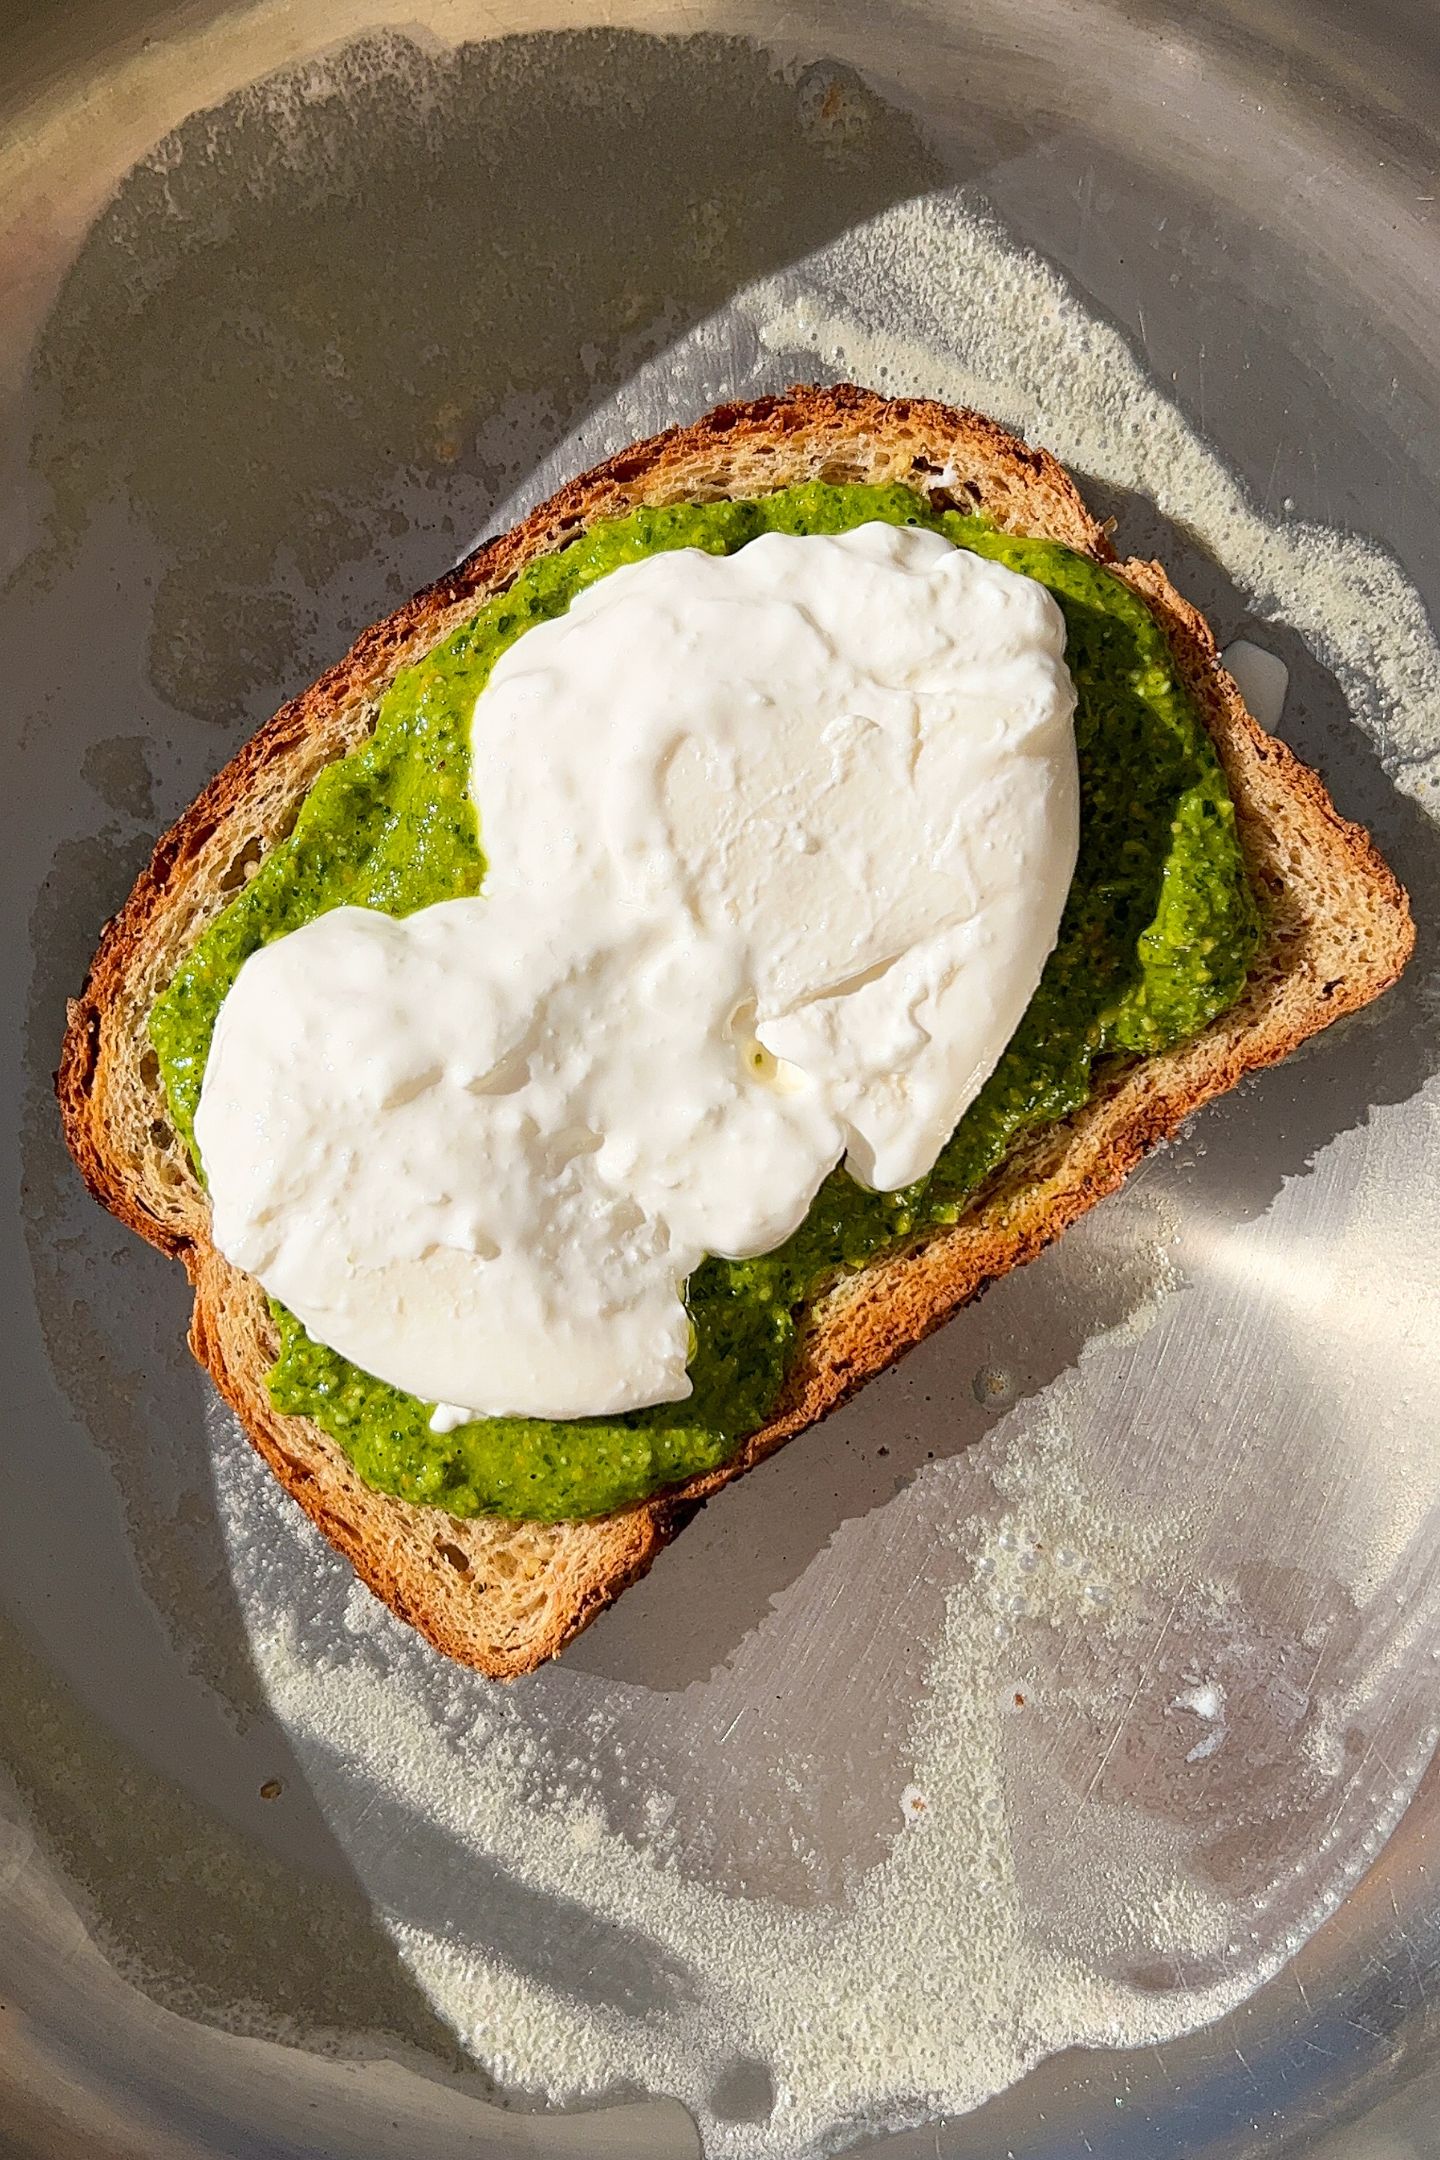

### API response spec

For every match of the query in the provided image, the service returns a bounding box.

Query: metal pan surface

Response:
[3,2,1438,2153]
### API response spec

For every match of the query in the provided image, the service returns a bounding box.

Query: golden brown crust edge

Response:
[57,385,1415,1678]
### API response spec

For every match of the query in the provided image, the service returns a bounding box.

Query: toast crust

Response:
[57,386,1415,1677]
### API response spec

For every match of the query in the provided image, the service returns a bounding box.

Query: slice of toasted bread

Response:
[57,386,1413,1678]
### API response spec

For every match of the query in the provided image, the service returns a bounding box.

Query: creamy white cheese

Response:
[195,524,1079,1422]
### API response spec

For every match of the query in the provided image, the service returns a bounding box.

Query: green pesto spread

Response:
[151,482,1258,1522]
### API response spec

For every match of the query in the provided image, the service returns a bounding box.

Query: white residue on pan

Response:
[214,186,1440,2160]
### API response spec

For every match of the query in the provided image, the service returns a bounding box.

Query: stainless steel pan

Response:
[3,3,1438,2152]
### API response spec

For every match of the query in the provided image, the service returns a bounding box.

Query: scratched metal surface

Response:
[3,1,1440,2154]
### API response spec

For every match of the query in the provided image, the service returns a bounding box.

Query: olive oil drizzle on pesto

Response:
[150,483,1258,1522]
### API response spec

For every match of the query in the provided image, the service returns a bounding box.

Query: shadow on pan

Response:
[5,17,942,2106]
